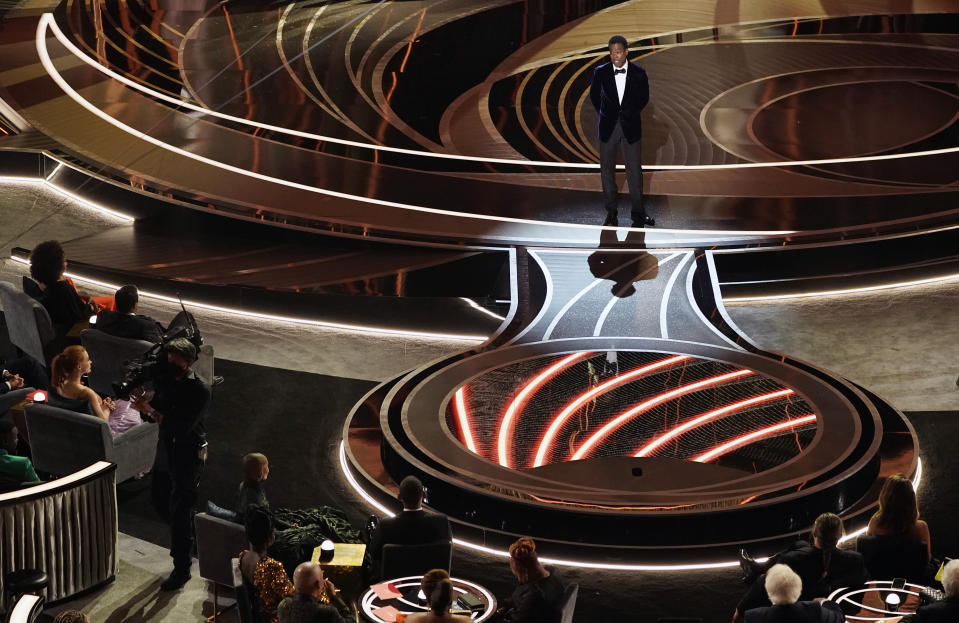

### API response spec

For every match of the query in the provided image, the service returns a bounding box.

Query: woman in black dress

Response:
[497,537,566,623]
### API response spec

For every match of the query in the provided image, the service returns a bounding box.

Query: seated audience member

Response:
[1,355,49,393]
[28,240,112,329]
[53,611,91,623]
[867,473,932,560]
[208,452,270,523]
[912,559,959,623]
[277,561,351,623]
[744,564,844,623]
[735,514,866,621]
[0,419,39,485]
[48,345,142,436]
[96,284,202,344]
[94,285,164,343]
[209,452,362,575]
[397,569,472,623]
[240,506,294,623]
[369,475,452,577]
[49,345,114,419]
[497,537,565,623]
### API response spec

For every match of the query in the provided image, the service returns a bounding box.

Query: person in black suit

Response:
[735,514,867,621]
[1,355,48,394]
[589,35,653,228]
[912,560,959,623]
[94,285,176,343]
[744,564,845,623]
[368,475,452,580]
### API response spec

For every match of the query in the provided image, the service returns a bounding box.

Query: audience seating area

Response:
[24,403,157,483]
[0,259,952,623]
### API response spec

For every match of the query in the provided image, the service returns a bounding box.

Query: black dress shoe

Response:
[160,567,192,591]
[738,548,759,585]
[603,213,618,227]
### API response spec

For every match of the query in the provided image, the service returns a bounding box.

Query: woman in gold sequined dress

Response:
[239,506,294,623]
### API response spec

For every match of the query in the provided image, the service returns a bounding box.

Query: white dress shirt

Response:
[613,63,627,104]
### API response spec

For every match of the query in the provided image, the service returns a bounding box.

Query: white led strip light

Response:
[39,15,959,172]
[0,173,134,222]
[341,441,921,570]
[7,255,487,341]
[35,14,796,238]
[725,273,959,302]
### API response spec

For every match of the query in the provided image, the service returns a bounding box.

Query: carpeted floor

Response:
[115,357,959,622]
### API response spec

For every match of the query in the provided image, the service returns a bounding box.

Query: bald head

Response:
[292,561,323,595]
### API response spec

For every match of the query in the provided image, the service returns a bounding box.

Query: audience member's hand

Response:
[323,579,338,597]
[102,397,116,412]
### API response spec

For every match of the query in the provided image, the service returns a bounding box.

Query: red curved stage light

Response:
[531,355,691,468]
[633,389,796,457]
[692,414,818,463]
[453,387,477,454]
[570,369,755,461]
[497,352,590,468]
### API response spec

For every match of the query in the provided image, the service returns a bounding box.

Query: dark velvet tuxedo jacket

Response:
[589,60,649,143]
[913,597,959,623]
[95,309,164,343]
[744,601,844,623]
[368,509,451,564]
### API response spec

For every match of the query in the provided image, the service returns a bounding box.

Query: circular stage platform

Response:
[344,338,918,563]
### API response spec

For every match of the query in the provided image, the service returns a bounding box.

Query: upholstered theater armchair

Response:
[0,281,55,363]
[80,328,154,396]
[24,403,157,483]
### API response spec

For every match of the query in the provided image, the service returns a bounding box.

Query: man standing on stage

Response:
[590,35,654,228]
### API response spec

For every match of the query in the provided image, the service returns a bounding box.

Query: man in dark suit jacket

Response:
[277,561,351,623]
[590,35,653,228]
[368,475,452,579]
[2,355,48,394]
[744,564,845,623]
[911,559,959,623]
[93,285,165,343]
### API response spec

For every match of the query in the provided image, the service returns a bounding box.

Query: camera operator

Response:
[130,337,211,591]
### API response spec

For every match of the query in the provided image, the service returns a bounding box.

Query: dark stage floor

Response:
[111,357,959,623]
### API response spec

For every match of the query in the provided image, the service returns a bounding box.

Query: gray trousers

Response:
[600,121,645,220]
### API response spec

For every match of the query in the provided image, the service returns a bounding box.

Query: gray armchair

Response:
[0,388,33,416]
[0,281,54,364]
[80,328,216,392]
[24,403,157,483]
[80,329,154,396]
[195,513,247,622]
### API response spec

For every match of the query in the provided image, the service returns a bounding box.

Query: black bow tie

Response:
[614,68,626,74]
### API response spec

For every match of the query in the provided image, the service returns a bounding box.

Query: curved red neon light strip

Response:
[497,352,589,468]
[570,369,755,461]
[453,387,477,454]
[692,414,817,463]
[531,355,690,468]
[633,389,795,457]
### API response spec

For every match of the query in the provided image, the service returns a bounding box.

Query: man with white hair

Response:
[277,561,351,623]
[743,564,844,623]
[912,559,959,622]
